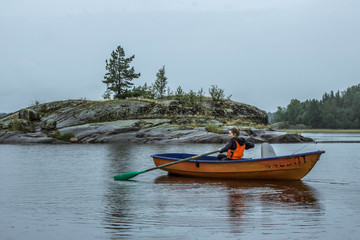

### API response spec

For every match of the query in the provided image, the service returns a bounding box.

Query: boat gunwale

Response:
[151,150,325,164]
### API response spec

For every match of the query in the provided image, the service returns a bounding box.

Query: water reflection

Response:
[154,176,321,207]
[153,176,323,236]
[226,179,322,235]
[103,182,135,239]
[103,173,323,239]
[153,176,320,205]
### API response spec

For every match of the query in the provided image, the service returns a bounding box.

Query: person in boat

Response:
[218,128,254,160]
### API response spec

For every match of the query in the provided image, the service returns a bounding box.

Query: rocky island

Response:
[0,99,312,144]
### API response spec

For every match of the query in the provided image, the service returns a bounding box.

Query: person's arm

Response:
[245,140,255,150]
[219,139,235,153]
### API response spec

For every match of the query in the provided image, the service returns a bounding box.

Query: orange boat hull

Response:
[152,151,325,180]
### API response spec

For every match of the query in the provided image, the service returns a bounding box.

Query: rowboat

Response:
[151,150,325,180]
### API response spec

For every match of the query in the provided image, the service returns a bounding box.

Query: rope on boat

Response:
[291,141,318,154]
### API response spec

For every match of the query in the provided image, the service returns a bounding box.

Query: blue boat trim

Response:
[151,151,326,163]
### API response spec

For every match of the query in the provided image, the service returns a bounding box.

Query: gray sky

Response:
[1,0,359,113]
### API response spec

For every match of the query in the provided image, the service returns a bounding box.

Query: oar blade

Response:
[114,170,145,181]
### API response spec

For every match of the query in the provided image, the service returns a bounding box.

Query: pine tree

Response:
[153,65,167,99]
[102,46,140,99]
[175,86,185,100]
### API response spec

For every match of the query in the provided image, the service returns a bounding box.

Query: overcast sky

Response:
[1,0,359,113]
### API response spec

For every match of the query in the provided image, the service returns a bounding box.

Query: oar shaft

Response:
[144,150,219,172]
[114,150,219,180]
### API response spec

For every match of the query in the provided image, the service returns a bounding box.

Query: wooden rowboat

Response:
[151,150,325,180]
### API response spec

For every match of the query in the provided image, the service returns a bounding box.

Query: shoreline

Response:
[0,126,314,144]
[280,129,360,134]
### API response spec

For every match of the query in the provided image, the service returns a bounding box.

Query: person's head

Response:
[228,128,240,138]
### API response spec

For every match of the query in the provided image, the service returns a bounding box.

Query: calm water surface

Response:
[1,134,360,240]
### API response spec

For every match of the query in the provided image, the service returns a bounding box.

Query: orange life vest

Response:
[226,139,246,160]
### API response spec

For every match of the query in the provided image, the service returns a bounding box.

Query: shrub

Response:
[209,85,225,101]
[183,90,198,108]
[10,120,27,132]
[8,119,33,132]
[175,86,185,100]
[50,131,75,142]
[205,124,223,134]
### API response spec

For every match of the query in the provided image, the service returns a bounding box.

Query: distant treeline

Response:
[0,113,7,118]
[271,84,360,129]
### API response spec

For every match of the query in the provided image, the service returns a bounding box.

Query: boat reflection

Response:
[154,175,323,232]
[154,175,317,200]
[154,175,320,206]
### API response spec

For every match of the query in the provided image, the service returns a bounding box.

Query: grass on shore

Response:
[280,129,360,133]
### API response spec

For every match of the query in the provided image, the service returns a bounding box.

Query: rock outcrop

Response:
[0,99,313,144]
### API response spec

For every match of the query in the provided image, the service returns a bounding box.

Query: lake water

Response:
[1,134,360,240]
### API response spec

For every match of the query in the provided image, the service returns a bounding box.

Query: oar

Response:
[114,150,219,180]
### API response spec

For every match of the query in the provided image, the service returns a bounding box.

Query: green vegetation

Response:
[128,83,155,99]
[205,124,224,134]
[10,120,29,132]
[271,84,360,129]
[49,131,75,142]
[102,45,141,99]
[153,65,167,99]
[209,85,228,101]
[11,120,23,131]
[102,45,230,103]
